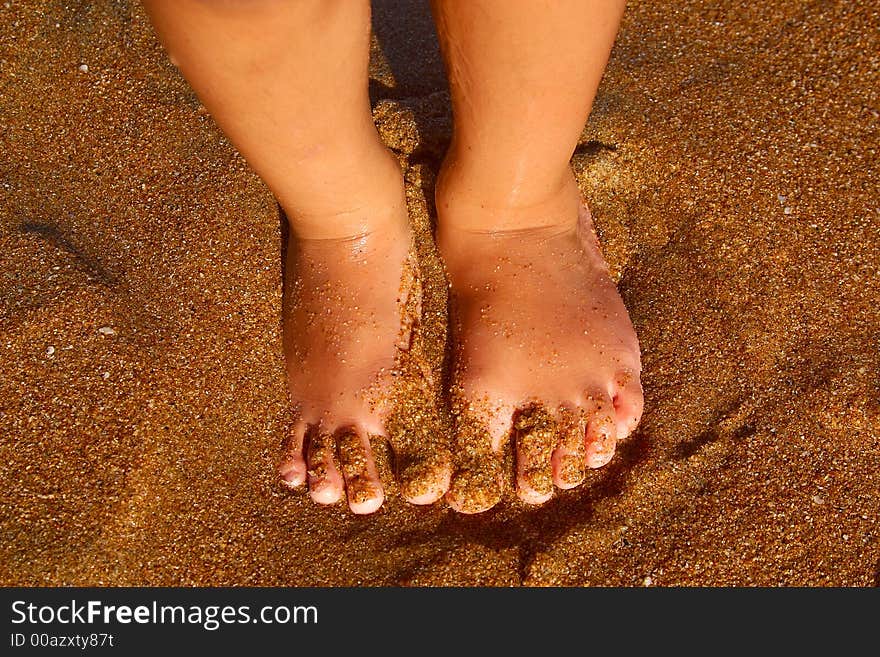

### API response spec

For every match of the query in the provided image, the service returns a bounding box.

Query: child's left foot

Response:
[436,173,644,513]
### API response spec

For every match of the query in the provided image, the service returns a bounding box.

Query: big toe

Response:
[445,405,510,513]
[398,443,452,505]
[446,458,504,513]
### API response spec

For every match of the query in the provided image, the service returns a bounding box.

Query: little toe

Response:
[306,429,344,504]
[585,393,618,468]
[336,429,385,514]
[513,404,556,504]
[612,373,644,441]
[278,420,308,488]
[552,408,587,489]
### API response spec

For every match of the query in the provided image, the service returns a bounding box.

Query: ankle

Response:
[434,160,582,237]
[282,145,408,241]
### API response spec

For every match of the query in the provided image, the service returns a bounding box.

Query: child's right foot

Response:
[277,156,451,513]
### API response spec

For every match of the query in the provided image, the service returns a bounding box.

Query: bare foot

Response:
[436,173,644,513]
[277,166,450,513]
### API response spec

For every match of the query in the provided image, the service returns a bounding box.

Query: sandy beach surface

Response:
[1,0,878,586]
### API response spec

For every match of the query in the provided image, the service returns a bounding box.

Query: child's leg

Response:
[431,0,644,512]
[143,0,449,512]
[143,0,395,235]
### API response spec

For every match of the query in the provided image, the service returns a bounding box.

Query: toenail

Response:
[279,464,305,487]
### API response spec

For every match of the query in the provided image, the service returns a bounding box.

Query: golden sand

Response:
[1,1,878,585]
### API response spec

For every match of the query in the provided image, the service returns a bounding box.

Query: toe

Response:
[513,404,556,504]
[552,407,587,489]
[278,420,308,487]
[585,393,617,469]
[446,458,504,513]
[336,429,385,514]
[612,373,644,440]
[398,442,452,505]
[445,402,511,514]
[306,429,344,504]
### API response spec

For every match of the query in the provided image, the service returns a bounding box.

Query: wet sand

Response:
[1,0,878,586]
